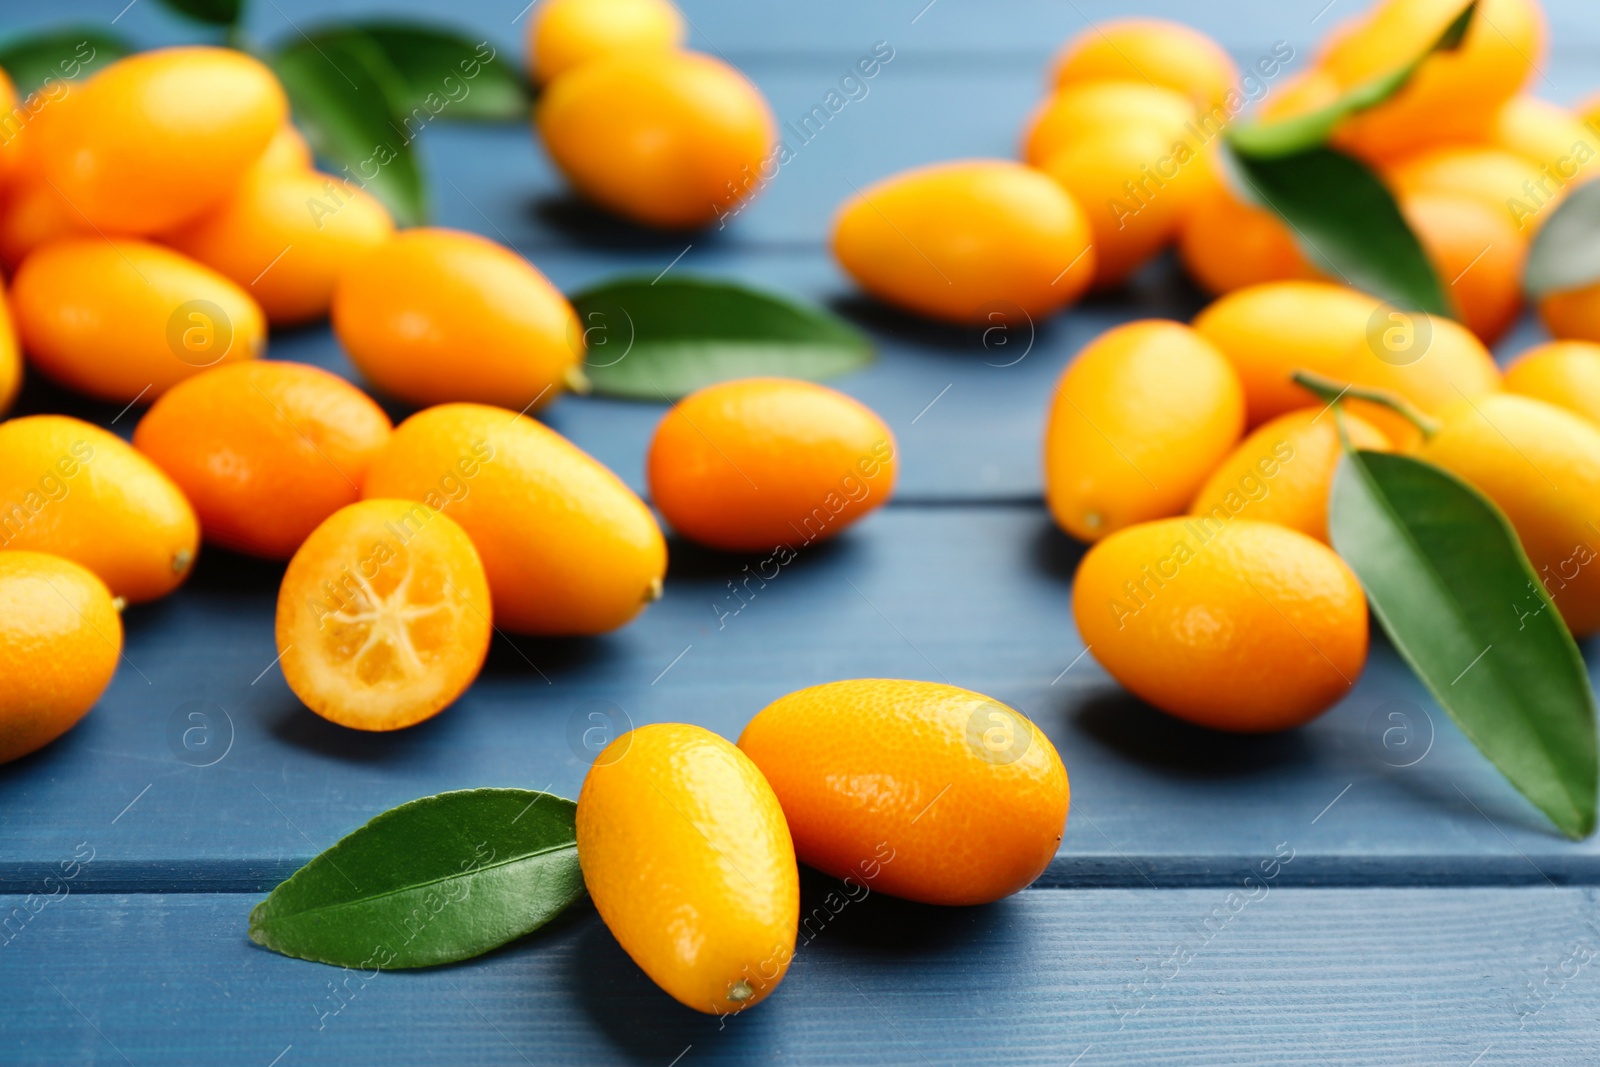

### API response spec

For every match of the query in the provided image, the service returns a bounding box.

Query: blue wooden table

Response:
[6,1,1600,1063]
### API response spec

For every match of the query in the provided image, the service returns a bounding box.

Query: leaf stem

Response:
[1292,369,1442,440]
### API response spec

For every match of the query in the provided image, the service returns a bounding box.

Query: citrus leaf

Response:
[1228,1,1476,159]
[249,789,583,968]
[1525,178,1600,298]
[1329,449,1598,839]
[0,29,129,97]
[341,22,529,121]
[1225,145,1450,316]
[156,0,243,26]
[572,276,875,400]
[270,31,427,226]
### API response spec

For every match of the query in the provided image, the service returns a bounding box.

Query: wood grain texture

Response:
[6,0,1600,1061]
[5,886,1600,1066]
[3,507,1599,885]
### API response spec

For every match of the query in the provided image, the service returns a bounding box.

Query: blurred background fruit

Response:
[164,167,394,326]
[537,50,774,229]
[1179,169,1323,295]
[331,228,578,411]
[530,0,685,85]
[1540,278,1600,343]
[1050,17,1239,113]
[1039,123,1210,288]
[831,160,1094,324]
[1021,80,1195,169]
[1324,0,1546,162]
[1399,191,1525,343]
[648,378,896,552]
[0,281,18,415]
[31,46,286,233]
[1504,340,1600,426]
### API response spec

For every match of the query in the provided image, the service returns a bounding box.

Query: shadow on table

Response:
[661,530,855,585]
[565,865,1003,1062]
[830,294,1074,369]
[566,911,780,1061]
[1030,518,1089,585]
[266,693,459,764]
[1068,687,1316,780]
[480,632,611,680]
[528,193,726,253]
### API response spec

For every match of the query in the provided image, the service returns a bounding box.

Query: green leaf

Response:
[1330,450,1598,839]
[155,0,243,27]
[344,23,530,121]
[1524,178,1600,298]
[1225,145,1450,316]
[249,789,583,968]
[270,32,427,226]
[572,276,875,400]
[1228,1,1476,159]
[0,29,130,98]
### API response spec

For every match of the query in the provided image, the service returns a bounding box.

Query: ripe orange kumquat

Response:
[1401,192,1525,344]
[1324,0,1545,163]
[253,122,314,173]
[332,228,580,411]
[1188,408,1390,545]
[0,66,22,190]
[363,403,667,636]
[1385,145,1553,231]
[1191,280,1502,446]
[0,415,199,603]
[578,723,799,1014]
[1044,320,1244,542]
[537,50,776,229]
[1483,95,1597,184]
[275,499,492,731]
[165,168,395,326]
[31,46,287,233]
[1074,518,1369,732]
[831,160,1095,324]
[133,362,393,560]
[0,551,122,764]
[0,281,19,415]
[0,157,114,272]
[1050,18,1238,113]
[1416,394,1600,636]
[530,0,686,85]
[11,237,265,403]
[1021,80,1195,169]
[1540,280,1600,345]
[739,679,1070,906]
[1179,174,1322,295]
[1504,341,1600,427]
[1040,123,1209,287]
[648,378,897,553]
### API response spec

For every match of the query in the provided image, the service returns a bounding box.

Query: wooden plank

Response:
[5,506,1600,885]
[4,886,1598,1065]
